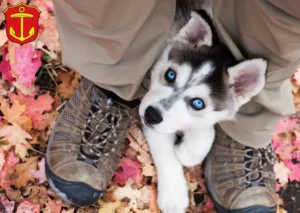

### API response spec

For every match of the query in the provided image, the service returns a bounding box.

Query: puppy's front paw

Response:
[175,143,202,167]
[157,178,189,213]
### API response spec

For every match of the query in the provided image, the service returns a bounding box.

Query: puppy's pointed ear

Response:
[176,10,214,48]
[228,58,268,107]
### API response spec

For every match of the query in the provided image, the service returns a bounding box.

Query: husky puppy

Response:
[139,1,267,213]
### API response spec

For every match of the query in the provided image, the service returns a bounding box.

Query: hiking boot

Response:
[205,125,277,213]
[45,78,139,206]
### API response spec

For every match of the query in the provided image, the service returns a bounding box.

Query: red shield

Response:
[3,3,41,45]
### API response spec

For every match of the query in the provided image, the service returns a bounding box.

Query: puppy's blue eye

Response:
[191,98,205,110]
[165,69,176,83]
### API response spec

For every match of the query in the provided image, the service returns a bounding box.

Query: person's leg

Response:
[206,0,300,212]
[53,0,175,101]
[46,0,175,206]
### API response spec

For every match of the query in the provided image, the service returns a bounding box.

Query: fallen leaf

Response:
[8,0,27,5]
[0,149,5,171]
[10,156,38,188]
[0,29,8,47]
[0,123,32,158]
[8,91,54,114]
[12,81,39,96]
[39,16,61,52]
[186,165,207,193]
[0,48,14,82]
[0,151,19,188]
[0,194,15,213]
[37,111,58,131]
[56,70,81,99]
[113,179,148,210]
[8,91,54,130]
[0,99,32,131]
[61,208,75,213]
[98,201,122,213]
[274,161,290,186]
[45,197,62,213]
[277,206,288,213]
[11,44,42,88]
[6,41,20,66]
[286,160,300,182]
[127,127,153,164]
[22,185,48,206]
[16,200,40,213]
[114,157,142,185]
[293,67,300,86]
[30,158,47,184]
[203,197,214,212]
[6,188,24,203]
[142,163,156,177]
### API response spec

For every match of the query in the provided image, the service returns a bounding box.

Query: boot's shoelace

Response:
[79,97,131,162]
[244,144,275,185]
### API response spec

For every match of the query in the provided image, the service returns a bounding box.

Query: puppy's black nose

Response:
[144,106,163,125]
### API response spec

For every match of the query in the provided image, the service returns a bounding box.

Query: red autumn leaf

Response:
[0,48,14,83]
[114,157,142,185]
[11,44,42,88]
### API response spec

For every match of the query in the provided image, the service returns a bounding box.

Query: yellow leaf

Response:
[142,163,156,177]
[0,99,32,131]
[0,123,32,158]
[98,201,122,213]
[276,206,287,213]
[10,156,38,188]
[56,70,81,99]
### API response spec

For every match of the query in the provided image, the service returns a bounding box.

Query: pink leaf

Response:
[11,44,42,88]
[5,151,20,166]
[30,158,46,184]
[273,117,298,135]
[203,197,214,211]
[274,139,292,161]
[16,200,40,213]
[8,91,54,129]
[0,194,15,213]
[0,151,19,188]
[114,157,142,185]
[286,160,300,182]
[293,67,300,86]
[0,48,14,83]
[0,150,5,172]
[8,92,54,113]
[45,197,62,213]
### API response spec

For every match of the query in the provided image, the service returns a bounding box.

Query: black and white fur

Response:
[139,1,267,213]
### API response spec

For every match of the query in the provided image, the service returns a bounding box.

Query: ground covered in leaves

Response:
[0,0,300,212]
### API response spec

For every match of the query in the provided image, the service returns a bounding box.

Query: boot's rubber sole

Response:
[45,161,104,206]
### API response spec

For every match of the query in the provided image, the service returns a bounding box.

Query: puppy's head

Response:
[139,10,267,134]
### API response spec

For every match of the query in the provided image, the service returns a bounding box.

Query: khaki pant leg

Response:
[212,0,300,148]
[52,0,175,101]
